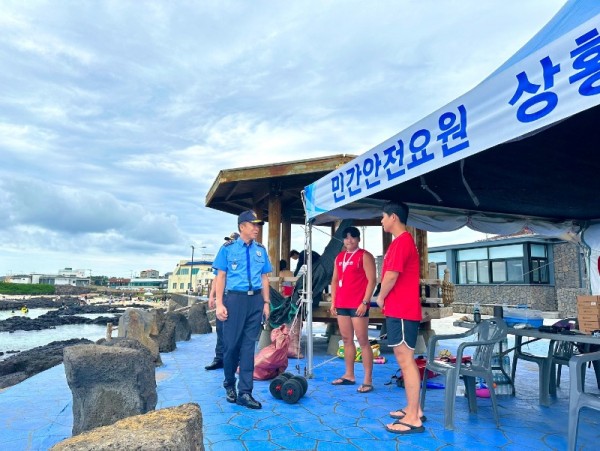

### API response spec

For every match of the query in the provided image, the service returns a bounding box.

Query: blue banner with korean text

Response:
[304,11,600,221]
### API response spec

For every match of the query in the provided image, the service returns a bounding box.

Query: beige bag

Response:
[287,319,303,358]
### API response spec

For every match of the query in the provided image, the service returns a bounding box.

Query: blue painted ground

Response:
[1,319,599,450]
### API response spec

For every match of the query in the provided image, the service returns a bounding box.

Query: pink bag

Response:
[253,324,290,380]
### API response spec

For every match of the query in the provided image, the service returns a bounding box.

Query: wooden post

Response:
[254,205,264,244]
[268,188,282,276]
[281,212,292,269]
[106,322,113,341]
[416,229,429,280]
[382,228,393,254]
[407,227,429,279]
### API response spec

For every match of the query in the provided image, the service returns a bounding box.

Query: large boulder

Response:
[50,403,203,451]
[64,344,157,435]
[156,309,176,352]
[168,312,192,342]
[188,303,212,334]
[117,308,160,363]
[0,338,93,389]
[96,337,161,367]
[156,310,191,352]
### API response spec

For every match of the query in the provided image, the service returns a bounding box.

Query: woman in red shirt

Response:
[330,226,377,393]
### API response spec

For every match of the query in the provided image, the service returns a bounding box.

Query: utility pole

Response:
[189,245,195,294]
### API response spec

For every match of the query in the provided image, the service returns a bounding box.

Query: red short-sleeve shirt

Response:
[381,232,421,321]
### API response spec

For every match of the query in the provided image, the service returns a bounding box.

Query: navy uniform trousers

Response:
[215,318,223,361]
[222,291,264,394]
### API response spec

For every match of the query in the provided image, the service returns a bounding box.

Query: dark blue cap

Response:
[238,210,264,225]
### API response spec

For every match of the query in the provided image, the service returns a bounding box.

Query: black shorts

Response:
[336,307,370,318]
[386,317,419,349]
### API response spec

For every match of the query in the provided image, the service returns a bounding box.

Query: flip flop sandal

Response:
[385,420,425,434]
[357,384,374,393]
[332,377,355,385]
[389,409,427,422]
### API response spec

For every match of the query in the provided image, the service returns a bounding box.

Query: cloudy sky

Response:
[0,0,567,278]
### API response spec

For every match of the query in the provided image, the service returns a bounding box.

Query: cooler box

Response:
[503,307,543,328]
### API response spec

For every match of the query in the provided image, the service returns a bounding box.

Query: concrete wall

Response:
[453,285,556,311]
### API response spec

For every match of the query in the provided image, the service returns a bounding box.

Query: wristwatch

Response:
[361,300,369,306]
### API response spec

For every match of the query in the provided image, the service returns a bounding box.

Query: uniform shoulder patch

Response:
[255,242,266,249]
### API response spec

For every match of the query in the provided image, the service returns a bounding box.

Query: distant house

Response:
[5,275,32,284]
[36,274,90,287]
[140,269,160,279]
[108,277,131,289]
[127,278,168,291]
[168,259,214,294]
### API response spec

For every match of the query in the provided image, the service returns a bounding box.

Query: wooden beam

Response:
[268,192,282,275]
[281,212,292,269]
[407,227,429,279]
[382,228,393,254]
[254,204,264,244]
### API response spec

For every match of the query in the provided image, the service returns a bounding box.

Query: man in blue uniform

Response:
[214,210,272,409]
[205,232,240,371]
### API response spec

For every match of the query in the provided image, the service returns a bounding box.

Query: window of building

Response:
[455,243,547,285]
[530,244,549,283]
[179,283,184,289]
[172,283,176,289]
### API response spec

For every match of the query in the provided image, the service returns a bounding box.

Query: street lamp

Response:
[189,245,195,294]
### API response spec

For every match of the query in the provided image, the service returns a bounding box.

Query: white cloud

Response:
[0,0,568,276]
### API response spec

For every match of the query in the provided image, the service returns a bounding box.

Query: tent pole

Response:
[305,220,314,378]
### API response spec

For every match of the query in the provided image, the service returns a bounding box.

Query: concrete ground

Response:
[1,313,599,450]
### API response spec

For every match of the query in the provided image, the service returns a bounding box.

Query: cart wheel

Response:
[269,376,287,399]
[281,379,303,404]
[291,375,308,397]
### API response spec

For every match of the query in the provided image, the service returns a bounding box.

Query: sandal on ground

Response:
[332,377,355,385]
[357,384,374,393]
[389,408,427,422]
[385,420,425,434]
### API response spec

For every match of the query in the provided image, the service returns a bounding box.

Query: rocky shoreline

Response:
[0,298,162,390]
[0,338,94,389]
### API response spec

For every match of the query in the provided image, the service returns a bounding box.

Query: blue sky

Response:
[0,0,567,277]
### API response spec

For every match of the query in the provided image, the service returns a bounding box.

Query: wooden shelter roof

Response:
[205,154,355,224]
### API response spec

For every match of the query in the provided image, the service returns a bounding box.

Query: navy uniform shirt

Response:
[213,237,272,291]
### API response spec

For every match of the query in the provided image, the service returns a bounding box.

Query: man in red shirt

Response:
[376,201,425,434]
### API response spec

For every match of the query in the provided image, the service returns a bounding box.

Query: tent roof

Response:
[205,154,355,224]
[367,103,600,222]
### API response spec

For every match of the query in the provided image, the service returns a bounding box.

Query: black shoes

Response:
[225,387,237,403]
[205,359,224,370]
[236,393,262,409]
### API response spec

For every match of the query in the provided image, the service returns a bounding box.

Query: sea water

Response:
[0,308,57,321]
[0,308,113,360]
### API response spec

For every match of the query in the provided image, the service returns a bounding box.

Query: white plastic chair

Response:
[568,350,600,451]
[420,318,508,430]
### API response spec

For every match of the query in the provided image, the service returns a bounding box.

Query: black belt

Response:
[226,289,262,296]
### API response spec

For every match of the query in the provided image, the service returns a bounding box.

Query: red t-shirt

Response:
[334,248,368,309]
[381,232,421,321]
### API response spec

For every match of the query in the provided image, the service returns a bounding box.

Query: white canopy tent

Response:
[300,0,600,376]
